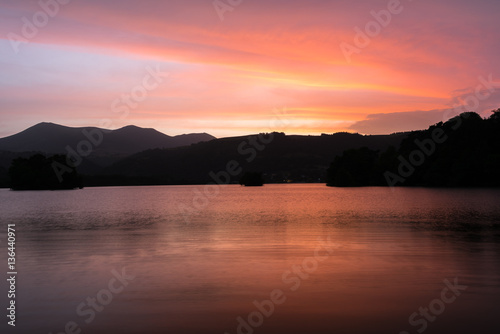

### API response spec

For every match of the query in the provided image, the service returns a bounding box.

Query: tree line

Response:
[8,154,82,190]
[327,110,500,187]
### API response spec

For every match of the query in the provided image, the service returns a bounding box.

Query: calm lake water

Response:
[0,184,499,334]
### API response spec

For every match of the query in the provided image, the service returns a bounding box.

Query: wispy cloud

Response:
[1,0,499,137]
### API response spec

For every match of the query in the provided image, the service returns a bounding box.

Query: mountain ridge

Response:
[96,131,406,185]
[0,122,215,159]
[0,123,407,187]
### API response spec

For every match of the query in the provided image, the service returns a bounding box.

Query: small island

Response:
[8,154,83,190]
[239,172,264,187]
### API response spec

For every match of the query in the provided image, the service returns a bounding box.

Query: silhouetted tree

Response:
[327,110,500,187]
[490,108,500,122]
[239,172,264,186]
[326,147,380,186]
[8,154,82,190]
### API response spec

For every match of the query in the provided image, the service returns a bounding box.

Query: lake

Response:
[0,184,499,334]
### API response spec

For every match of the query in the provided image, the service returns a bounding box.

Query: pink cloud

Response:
[1,0,499,137]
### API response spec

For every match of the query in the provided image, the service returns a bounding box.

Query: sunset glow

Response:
[1,0,499,138]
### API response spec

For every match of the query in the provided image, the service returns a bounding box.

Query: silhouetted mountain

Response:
[0,122,215,167]
[0,122,214,155]
[327,110,500,187]
[88,132,405,186]
[10,111,498,189]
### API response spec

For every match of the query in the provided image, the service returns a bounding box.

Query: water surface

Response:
[0,185,499,334]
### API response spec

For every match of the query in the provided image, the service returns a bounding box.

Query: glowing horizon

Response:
[1,0,499,138]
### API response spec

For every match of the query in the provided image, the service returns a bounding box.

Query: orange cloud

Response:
[1,0,499,137]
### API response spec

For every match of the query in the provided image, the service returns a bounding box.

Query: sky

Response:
[1,0,500,138]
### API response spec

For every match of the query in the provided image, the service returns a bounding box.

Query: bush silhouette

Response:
[239,172,264,186]
[327,110,500,187]
[9,154,82,190]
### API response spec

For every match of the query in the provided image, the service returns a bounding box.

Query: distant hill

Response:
[89,132,406,186]
[0,122,215,156]
[2,112,499,189]
[0,123,215,186]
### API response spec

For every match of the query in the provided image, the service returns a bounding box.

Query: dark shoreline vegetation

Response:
[8,154,83,190]
[1,110,499,190]
[327,110,500,187]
